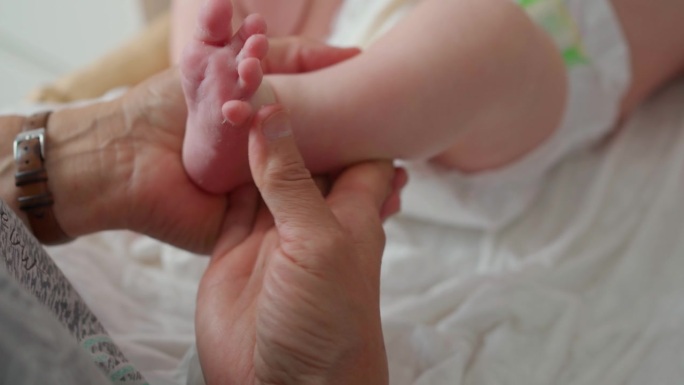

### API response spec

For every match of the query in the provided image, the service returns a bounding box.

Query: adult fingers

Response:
[248,105,340,243]
[324,161,394,271]
[212,183,260,258]
[264,37,361,74]
[380,167,408,220]
[327,161,395,222]
[324,163,407,281]
[327,163,407,229]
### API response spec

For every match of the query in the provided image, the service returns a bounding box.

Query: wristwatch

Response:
[14,111,73,244]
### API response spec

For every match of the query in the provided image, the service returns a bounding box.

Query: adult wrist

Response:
[0,115,30,224]
[14,112,74,244]
[42,100,131,238]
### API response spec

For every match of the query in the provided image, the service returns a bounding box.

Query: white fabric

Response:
[380,80,684,385]
[327,0,418,48]
[332,0,631,229]
[47,233,204,385]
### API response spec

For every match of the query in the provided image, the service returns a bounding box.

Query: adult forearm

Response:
[44,103,133,237]
[0,100,134,239]
[0,96,147,237]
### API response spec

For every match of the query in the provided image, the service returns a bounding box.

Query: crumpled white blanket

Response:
[26,78,684,385]
[380,80,684,385]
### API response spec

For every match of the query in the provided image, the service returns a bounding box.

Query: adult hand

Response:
[195,105,406,385]
[39,38,359,253]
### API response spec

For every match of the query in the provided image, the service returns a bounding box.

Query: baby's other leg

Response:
[181,0,268,193]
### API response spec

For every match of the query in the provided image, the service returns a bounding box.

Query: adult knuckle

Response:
[264,160,312,187]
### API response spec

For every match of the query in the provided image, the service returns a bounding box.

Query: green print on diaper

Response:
[517,0,588,66]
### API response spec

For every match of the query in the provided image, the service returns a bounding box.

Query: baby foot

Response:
[181,0,272,193]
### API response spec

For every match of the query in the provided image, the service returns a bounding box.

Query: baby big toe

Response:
[196,0,235,46]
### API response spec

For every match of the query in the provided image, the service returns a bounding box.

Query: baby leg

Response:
[181,0,268,193]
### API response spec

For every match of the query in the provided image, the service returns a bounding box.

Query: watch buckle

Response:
[14,128,46,160]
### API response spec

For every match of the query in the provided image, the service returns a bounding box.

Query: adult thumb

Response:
[248,105,339,235]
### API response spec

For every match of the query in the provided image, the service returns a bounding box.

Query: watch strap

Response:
[14,111,73,245]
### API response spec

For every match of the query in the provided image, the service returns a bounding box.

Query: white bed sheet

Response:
[27,77,684,385]
[380,79,684,385]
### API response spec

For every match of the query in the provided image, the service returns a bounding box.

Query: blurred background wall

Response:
[0,0,148,107]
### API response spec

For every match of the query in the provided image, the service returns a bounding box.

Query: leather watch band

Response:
[14,111,73,245]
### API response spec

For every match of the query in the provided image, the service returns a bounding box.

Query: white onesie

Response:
[329,0,631,229]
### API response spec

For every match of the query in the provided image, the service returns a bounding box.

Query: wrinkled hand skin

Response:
[195,106,403,385]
